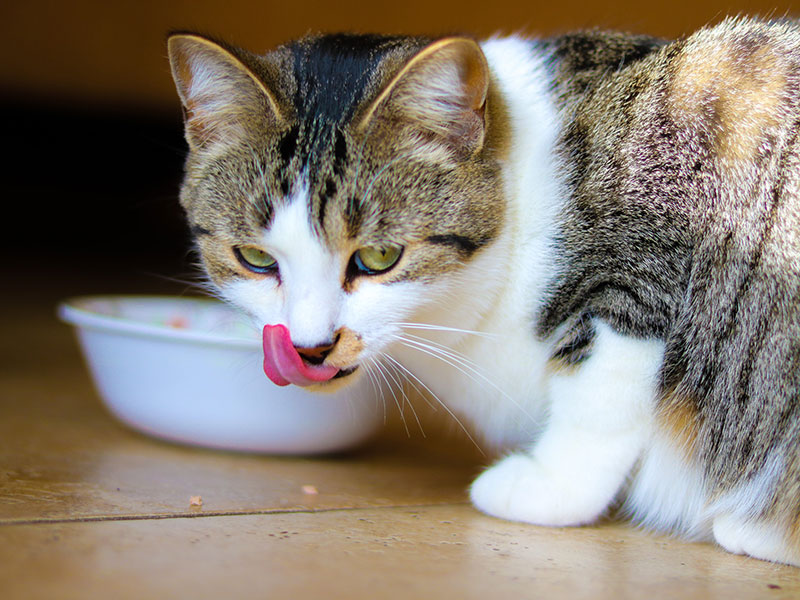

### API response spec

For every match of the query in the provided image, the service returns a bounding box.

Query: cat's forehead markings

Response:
[287,34,406,126]
[277,35,427,169]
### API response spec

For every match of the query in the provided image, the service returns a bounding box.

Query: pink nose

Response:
[262,324,339,387]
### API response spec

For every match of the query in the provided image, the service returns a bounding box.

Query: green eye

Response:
[235,246,277,273]
[353,245,403,275]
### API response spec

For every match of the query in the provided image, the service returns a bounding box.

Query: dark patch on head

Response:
[288,34,408,158]
[345,196,363,238]
[426,233,483,256]
[318,178,338,227]
[278,125,300,165]
[333,129,348,177]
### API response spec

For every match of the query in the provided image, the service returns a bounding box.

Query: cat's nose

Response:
[295,336,338,365]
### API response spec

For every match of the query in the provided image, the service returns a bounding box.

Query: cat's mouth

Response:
[262,324,358,388]
[333,366,359,380]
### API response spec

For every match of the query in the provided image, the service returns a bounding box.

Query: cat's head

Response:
[168,32,508,390]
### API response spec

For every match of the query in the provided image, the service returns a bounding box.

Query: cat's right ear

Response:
[167,33,283,151]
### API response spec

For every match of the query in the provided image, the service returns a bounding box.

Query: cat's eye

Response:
[353,244,403,275]
[234,246,278,273]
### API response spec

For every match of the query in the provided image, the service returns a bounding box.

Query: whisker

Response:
[380,353,427,437]
[381,353,438,413]
[395,334,541,432]
[382,352,485,454]
[395,322,500,339]
[363,357,388,426]
[379,356,413,425]
[400,334,507,395]
[369,355,411,437]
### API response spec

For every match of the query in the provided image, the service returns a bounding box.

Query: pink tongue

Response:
[262,324,340,387]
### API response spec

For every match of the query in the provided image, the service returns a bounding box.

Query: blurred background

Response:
[2,0,798,294]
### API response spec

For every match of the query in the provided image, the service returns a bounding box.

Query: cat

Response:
[167,16,800,566]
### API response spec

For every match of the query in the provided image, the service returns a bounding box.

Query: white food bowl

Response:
[58,295,382,454]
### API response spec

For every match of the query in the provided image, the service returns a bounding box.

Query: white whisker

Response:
[381,353,490,454]
[394,322,500,339]
[381,353,438,413]
[395,334,541,432]
[363,357,389,426]
[369,355,411,437]
[380,354,427,437]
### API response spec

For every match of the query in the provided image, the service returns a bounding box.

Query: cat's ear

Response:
[359,38,490,157]
[167,33,282,151]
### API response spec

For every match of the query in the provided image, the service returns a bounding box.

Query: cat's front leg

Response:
[470,321,665,526]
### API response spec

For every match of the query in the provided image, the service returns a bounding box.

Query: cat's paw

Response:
[469,453,610,527]
[712,514,800,566]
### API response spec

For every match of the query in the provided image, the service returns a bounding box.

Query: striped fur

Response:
[169,16,800,566]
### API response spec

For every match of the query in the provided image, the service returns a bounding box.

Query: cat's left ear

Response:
[359,38,490,157]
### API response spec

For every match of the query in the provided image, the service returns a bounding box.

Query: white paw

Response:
[469,453,610,526]
[712,514,799,566]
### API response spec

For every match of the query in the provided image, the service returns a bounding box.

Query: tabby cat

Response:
[167,16,800,565]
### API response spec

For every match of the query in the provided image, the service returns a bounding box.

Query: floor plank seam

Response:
[0,500,472,527]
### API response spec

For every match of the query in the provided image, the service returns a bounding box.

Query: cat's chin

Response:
[303,366,361,393]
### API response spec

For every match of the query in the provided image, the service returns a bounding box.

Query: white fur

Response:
[707,455,797,563]
[712,514,798,565]
[470,321,665,525]
[625,426,799,564]
[623,433,710,539]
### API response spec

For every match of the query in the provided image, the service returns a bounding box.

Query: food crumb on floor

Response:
[301,485,319,495]
[189,495,203,506]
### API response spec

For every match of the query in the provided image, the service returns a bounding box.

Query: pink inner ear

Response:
[262,324,339,387]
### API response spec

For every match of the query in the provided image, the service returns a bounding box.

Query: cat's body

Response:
[168,17,800,565]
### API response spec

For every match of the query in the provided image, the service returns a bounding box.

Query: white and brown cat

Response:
[167,17,800,565]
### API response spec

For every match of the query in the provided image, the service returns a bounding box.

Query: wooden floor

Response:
[3,266,800,599]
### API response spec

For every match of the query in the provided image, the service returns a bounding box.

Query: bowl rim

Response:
[58,294,261,349]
